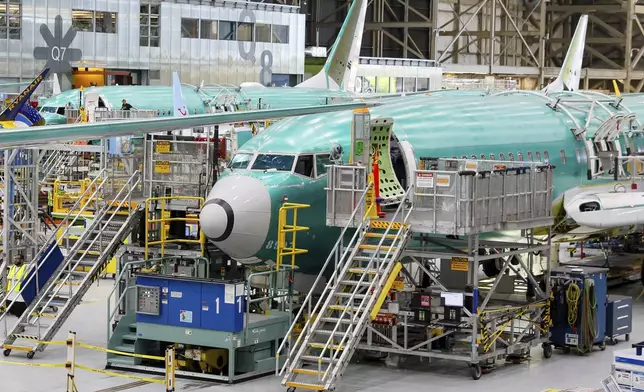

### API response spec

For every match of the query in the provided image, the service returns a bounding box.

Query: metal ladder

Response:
[0,171,142,358]
[40,149,79,183]
[278,185,414,392]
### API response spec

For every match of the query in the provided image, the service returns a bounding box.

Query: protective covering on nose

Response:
[200,175,271,259]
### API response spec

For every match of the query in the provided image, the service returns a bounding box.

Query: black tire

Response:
[26,351,35,359]
[626,334,630,342]
[599,342,606,351]
[543,343,553,359]
[287,388,296,392]
[482,259,501,278]
[3,349,10,357]
[471,364,482,380]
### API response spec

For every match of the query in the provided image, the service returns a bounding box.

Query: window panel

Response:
[272,24,289,43]
[72,10,94,32]
[251,154,294,171]
[95,11,117,34]
[237,22,253,42]
[0,2,20,39]
[181,18,199,38]
[255,23,271,43]
[294,155,314,177]
[219,21,236,40]
[315,154,331,177]
[200,20,217,40]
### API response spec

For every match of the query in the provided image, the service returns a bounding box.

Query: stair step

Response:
[369,221,408,230]
[339,280,371,286]
[315,329,346,337]
[364,233,398,239]
[122,334,138,341]
[320,317,354,325]
[359,244,397,252]
[293,368,323,376]
[348,268,379,275]
[115,344,135,353]
[300,355,337,364]
[309,343,344,351]
[328,304,357,311]
[285,381,325,391]
[107,356,136,366]
[334,292,367,299]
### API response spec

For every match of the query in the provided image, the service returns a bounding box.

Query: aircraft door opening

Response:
[369,118,406,205]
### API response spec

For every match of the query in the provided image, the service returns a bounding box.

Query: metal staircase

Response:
[40,149,78,183]
[0,171,142,358]
[278,184,414,392]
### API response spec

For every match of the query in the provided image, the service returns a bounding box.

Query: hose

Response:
[566,282,581,328]
[580,278,598,353]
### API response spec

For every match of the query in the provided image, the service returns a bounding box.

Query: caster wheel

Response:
[543,343,553,359]
[51,307,58,313]
[287,388,296,392]
[26,351,35,359]
[471,364,482,380]
[3,349,11,357]
[599,342,606,351]
[612,338,619,345]
[626,334,630,342]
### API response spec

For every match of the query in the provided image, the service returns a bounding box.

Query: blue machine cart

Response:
[549,266,608,353]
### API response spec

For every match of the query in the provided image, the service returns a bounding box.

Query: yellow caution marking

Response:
[369,221,408,230]
[364,233,397,239]
[75,364,164,384]
[348,268,378,274]
[2,345,35,352]
[309,343,344,351]
[293,368,322,376]
[0,359,66,368]
[285,381,325,391]
[77,342,164,361]
[370,262,403,320]
[329,305,350,311]
[359,244,397,251]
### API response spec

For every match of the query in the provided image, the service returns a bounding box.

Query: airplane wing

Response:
[0,101,374,148]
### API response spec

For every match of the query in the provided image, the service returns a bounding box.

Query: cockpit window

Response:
[57,107,66,115]
[229,153,252,169]
[41,106,56,114]
[294,155,314,177]
[315,154,331,177]
[251,154,295,171]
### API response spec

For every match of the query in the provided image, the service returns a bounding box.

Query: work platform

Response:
[278,158,555,392]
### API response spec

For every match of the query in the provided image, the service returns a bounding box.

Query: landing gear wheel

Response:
[599,342,607,351]
[543,343,553,359]
[3,349,10,357]
[471,364,482,380]
[626,334,631,342]
[26,351,35,359]
[287,388,296,392]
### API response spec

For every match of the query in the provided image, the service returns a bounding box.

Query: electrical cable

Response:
[566,282,580,328]
[580,278,598,354]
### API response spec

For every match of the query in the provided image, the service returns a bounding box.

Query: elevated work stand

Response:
[277,158,556,391]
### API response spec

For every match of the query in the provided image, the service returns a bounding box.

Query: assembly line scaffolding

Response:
[279,156,556,391]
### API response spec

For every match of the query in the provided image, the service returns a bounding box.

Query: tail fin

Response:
[542,14,588,95]
[296,0,367,90]
[0,68,50,121]
[172,72,189,117]
[52,73,61,96]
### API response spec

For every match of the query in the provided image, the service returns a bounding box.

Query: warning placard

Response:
[436,174,451,187]
[450,256,469,271]
[416,172,434,188]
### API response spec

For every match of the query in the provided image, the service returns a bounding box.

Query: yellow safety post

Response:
[165,346,176,392]
[145,196,205,259]
[276,202,310,271]
[65,331,78,392]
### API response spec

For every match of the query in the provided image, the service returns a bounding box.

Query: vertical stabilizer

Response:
[296,0,368,90]
[542,14,588,94]
[0,68,50,121]
[52,73,61,96]
[172,72,189,117]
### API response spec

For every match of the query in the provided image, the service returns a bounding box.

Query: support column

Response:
[537,0,546,88]
[625,0,634,93]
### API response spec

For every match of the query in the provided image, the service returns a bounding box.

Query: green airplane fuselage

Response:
[210,90,644,274]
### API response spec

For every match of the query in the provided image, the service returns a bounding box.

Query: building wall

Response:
[0,0,305,92]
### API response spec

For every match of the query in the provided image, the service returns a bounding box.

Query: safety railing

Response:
[52,178,98,215]
[296,185,414,388]
[276,180,373,376]
[94,109,157,122]
[276,202,310,271]
[144,196,205,259]
[0,169,108,328]
[325,164,368,228]
[2,171,141,350]
[413,159,554,235]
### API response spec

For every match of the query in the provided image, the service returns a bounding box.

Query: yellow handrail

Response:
[53,178,97,215]
[276,202,310,271]
[145,196,205,259]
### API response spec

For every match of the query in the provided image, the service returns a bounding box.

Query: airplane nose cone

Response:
[200,175,271,259]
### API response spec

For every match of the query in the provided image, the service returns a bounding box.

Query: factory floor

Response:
[0,280,642,392]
